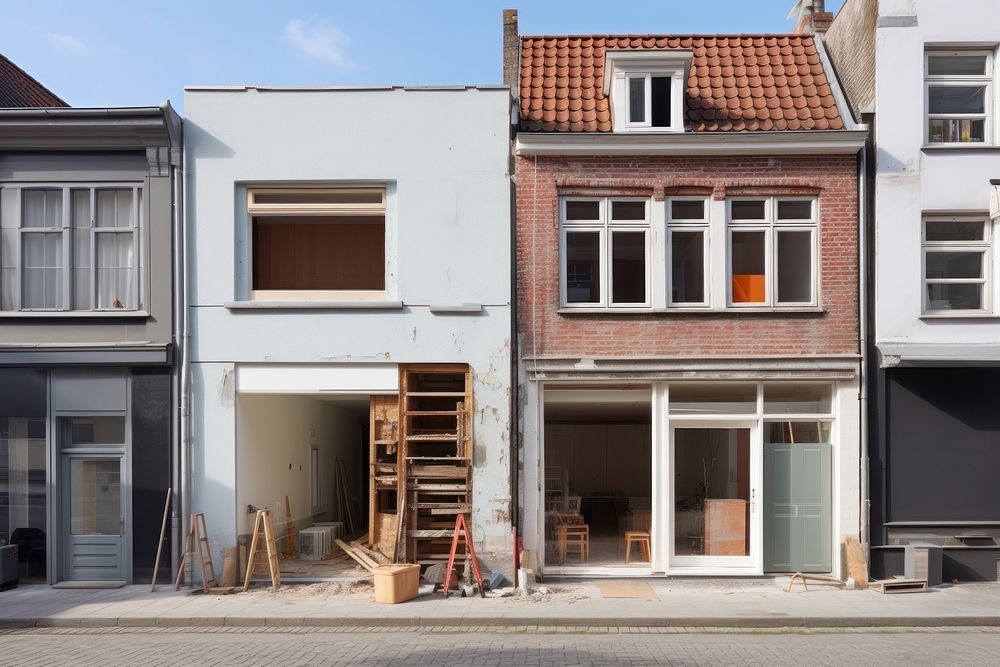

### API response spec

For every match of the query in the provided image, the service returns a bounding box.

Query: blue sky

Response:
[0,0,844,111]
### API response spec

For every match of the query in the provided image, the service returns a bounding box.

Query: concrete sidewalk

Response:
[1,579,999,629]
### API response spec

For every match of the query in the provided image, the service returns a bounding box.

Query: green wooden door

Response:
[763,442,831,573]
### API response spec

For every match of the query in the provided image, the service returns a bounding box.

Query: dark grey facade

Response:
[0,106,181,585]
[870,367,1000,581]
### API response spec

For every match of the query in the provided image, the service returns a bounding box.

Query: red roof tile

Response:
[0,54,67,108]
[518,35,843,132]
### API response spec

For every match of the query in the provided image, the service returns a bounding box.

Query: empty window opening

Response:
[248,188,386,296]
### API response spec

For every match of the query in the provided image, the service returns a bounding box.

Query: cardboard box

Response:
[373,564,420,604]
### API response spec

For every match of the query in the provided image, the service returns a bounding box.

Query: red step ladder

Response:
[442,514,485,598]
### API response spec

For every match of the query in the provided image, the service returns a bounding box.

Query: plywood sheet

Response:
[598,581,658,599]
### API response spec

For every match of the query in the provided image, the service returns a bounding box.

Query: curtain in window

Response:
[22,233,62,309]
[96,232,134,309]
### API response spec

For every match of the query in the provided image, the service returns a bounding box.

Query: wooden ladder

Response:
[175,513,216,592]
[242,508,281,591]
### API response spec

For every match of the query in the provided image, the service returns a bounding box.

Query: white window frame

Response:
[666,196,710,308]
[921,215,993,315]
[247,186,387,302]
[726,197,818,308]
[3,184,142,313]
[559,197,652,309]
[605,51,692,134]
[924,50,994,146]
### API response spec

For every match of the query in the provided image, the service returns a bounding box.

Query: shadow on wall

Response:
[891,367,1000,432]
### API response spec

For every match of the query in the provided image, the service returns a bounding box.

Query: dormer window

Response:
[605,51,693,133]
[627,75,673,128]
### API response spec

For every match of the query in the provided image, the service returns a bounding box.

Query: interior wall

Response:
[236,395,366,538]
[544,423,652,497]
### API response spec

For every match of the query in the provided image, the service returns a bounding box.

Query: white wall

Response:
[235,395,365,538]
[874,0,1000,352]
[185,87,514,569]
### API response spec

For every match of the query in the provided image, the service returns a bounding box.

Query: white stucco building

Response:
[183,86,514,577]
[826,0,1000,580]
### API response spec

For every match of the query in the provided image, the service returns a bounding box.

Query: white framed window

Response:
[1,184,142,312]
[560,196,650,309]
[922,216,993,314]
[925,50,993,145]
[666,196,710,307]
[727,197,817,308]
[605,51,692,133]
[247,186,386,301]
[625,73,674,128]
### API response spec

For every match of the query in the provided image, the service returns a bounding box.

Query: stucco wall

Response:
[874,0,1000,348]
[185,87,514,569]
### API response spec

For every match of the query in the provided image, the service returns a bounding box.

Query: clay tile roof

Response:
[518,34,843,133]
[0,54,67,108]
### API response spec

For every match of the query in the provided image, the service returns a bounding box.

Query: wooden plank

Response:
[409,465,470,478]
[335,538,377,572]
[408,529,458,538]
[406,434,459,441]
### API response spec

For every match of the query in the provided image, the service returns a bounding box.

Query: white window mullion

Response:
[61,186,71,310]
[12,188,21,311]
[89,187,97,309]
[132,186,140,309]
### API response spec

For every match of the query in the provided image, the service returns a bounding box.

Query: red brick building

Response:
[506,13,867,578]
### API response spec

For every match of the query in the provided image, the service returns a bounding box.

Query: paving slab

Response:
[0,580,999,628]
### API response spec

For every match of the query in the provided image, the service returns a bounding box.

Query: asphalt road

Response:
[0,626,997,666]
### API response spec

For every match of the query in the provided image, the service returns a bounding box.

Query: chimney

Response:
[502,9,519,91]
[793,0,834,35]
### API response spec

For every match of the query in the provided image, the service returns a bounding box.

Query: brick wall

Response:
[515,153,859,359]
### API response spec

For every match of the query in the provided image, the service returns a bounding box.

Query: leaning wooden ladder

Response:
[243,508,281,591]
[175,513,216,592]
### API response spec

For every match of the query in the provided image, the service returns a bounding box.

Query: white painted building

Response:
[183,86,514,575]
[826,0,1000,580]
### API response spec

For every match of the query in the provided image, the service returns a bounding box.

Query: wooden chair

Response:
[555,523,589,564]
[624,530,651,564]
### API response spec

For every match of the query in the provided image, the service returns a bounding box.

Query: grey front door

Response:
[61,454,125,581]
[763,442,831,573]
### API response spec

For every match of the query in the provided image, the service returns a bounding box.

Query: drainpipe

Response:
[179,124,192,586]
[858,143,870,564]
[166,110,190,586]
[164,106,185,583]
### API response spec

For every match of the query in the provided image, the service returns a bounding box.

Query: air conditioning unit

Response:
[299,527,331,561]
[314,522,344,543]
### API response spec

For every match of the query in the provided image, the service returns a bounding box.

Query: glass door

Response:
[61,454,125,581]
[669,423,761,572]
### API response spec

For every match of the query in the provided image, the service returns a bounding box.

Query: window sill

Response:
[922,144,1000,153]
[0,310,150,319]
[920,311,1000,320]
[557,306,825,315]
[225,300,403,311]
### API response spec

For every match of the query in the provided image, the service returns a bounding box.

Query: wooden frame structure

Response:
[368,364,473,572]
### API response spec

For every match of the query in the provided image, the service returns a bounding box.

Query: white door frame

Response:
[665,418,763,576]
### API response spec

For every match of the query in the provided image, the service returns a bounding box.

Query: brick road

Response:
[0,626,998,666]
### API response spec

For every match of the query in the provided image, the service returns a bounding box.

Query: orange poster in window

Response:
[732,274,765,303]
